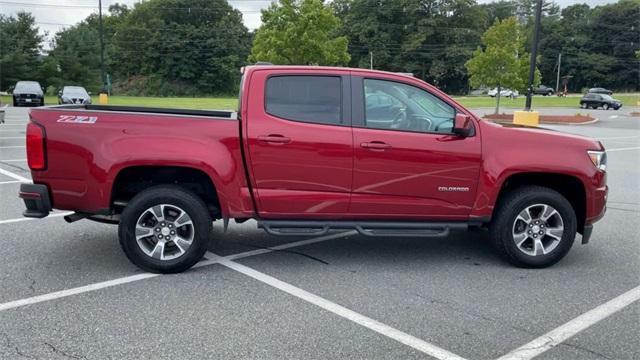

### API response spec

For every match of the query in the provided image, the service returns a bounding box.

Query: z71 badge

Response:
[57,115,98,124]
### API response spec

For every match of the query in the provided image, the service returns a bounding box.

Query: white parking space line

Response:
[209,251,469,360]
[0,145,25,149]
[0,272,159,312]
[607,146,640,152]
[0,180,20,185]
[0,231,355,312]
[0,159,26,162]
[0,137,24,140]
[0,212,72,225]
[0,130,25,132]
[0,167,30,182]
[496,285,640,360]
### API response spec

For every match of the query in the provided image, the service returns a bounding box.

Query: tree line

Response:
[0,0,638,96]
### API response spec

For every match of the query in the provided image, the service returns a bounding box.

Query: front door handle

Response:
[257,134,291,144]
[361,141,392,150]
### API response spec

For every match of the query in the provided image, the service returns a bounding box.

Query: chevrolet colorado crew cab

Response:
[19,65,608,273]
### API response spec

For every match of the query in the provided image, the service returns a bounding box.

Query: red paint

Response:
[26,65,607,228]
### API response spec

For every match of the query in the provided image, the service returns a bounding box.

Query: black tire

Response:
[12,99,18,107]
[602,103,609,110]
[489,186,577,268]
[580,102,587,109]
[118,185,212,273]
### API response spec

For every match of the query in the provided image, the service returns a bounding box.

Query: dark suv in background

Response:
[580,93,622,110]
[12,81,45,107]
[533,85,555,96]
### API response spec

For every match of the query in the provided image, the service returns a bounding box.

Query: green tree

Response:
[46,3,129,93]
[333,0,486,94]
[0,12,43,91]
[48,22,103,92]
[587,0,639,91]
[113,0,250,95]
[465,17,538,113]
[250,0,350,65]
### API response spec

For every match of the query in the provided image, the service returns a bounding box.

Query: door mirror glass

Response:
[453,114,472,137]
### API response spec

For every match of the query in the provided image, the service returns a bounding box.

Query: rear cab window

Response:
[265,75,342,125]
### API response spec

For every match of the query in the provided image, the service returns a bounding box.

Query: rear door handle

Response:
[360,141,391,150]
[257,134,291,144]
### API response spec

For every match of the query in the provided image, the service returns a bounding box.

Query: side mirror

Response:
[453,113,472,137]
[87,91,92,95]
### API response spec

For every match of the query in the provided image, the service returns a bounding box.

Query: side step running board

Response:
[257,220,468,238]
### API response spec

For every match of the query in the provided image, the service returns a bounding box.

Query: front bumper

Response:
[19,183,52,218]
[14,97,44,106]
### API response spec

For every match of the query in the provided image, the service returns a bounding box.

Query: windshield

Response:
[15,81,42,93]
[63,86,89,97]
[600,95,613,100]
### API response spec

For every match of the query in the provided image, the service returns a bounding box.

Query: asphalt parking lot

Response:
[0,106,638,359]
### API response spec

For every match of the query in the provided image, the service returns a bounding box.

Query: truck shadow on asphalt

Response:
[209,225,505,269]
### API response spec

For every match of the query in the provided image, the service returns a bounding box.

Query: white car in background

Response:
[488,88,519,98]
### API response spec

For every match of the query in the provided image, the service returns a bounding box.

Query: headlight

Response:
[588,150,607,171]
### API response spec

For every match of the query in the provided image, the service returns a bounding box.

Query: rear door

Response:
[244,69,353,218]
[349,74,482,220]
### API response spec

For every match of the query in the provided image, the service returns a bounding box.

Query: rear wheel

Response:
[489,186,577,268]
[118,185,212,273]
[580,102,587,109]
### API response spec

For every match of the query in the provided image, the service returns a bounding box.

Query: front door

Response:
[245,70,353,219]
[350,75,481,220]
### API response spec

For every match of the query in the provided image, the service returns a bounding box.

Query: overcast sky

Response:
[0,0,620,49]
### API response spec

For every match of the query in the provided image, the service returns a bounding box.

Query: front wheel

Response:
[489,186,577,268]
[118,185,212,273]
[602,103,609,110]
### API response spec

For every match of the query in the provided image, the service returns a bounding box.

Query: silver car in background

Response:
[58,86,92,105]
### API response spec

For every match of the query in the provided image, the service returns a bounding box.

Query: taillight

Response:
[26,122,46,170]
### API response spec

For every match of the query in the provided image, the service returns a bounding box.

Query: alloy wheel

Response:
[512,203,564,256]
[134,204,195,260]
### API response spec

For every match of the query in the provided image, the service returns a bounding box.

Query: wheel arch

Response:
[110,165,223,219]
[493,172,587,233]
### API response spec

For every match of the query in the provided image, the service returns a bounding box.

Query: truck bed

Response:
[27,105,250,218]
[51,104,237,119]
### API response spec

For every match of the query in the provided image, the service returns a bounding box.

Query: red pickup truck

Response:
[20,65,607,273]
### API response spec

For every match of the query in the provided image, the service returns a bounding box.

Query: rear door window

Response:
[266,76,342,125]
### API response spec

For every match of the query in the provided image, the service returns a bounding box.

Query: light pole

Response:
[524,0,543,111]
[98,0,106,92]
[555,52,562,94]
